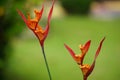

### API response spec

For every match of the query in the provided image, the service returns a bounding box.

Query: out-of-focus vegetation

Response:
[0,0,25,79]
[60,0,93,14]
[0,0,120,80]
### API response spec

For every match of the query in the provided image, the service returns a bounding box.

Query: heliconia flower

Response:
[64,37,105,80]
[17,0,55,47]
[17,1,55,80]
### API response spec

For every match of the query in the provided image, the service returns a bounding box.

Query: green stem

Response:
[41,46,52,80]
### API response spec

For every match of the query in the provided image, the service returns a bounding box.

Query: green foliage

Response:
[60,0,93,14]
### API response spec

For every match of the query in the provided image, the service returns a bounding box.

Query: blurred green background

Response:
[0,0,120,80]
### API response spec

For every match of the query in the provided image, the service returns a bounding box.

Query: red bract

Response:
[85,37,105,78]
[17,0,55,47]
[64,37,105,80]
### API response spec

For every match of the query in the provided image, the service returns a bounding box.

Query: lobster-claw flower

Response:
[17,0,55,46]
[64,37,105,80]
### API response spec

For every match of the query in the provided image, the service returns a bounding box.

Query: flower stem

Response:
[41,46,52,80]
[83,76,87,80]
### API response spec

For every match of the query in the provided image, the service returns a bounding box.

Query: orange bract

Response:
[35,25,45,41]
[80,64,90,76]
[27,8,43,30]
[34,9,42,20]
[75,54,82,64]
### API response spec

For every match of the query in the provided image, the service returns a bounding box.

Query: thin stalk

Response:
[41,46,52,80]
[83,76,87,80]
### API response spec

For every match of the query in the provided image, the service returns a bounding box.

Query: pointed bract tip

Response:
[64,44,76,60]
[95,37,105,59]
[80,40,91,54]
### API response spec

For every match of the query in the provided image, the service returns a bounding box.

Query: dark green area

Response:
[61,0,93,14]
[0,0,26,79]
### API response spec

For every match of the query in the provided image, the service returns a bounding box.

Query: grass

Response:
[6,16,120,80]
